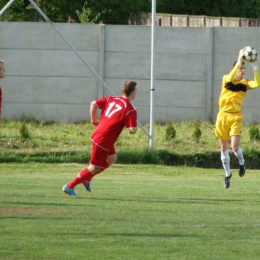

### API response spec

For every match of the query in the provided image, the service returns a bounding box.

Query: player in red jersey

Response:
[0,60,6,122]
[62,80,138,196]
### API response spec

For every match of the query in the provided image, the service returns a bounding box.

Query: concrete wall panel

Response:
[3,77,97,103]
[3,49,98,77]
[156,27,208,53]
[213,27,260,54]
[1,22,260,125]
[155,53,206,80]
[104,52,150,79]
[105,26,151,52]
[0,22,99,50]
[153,80,206,107]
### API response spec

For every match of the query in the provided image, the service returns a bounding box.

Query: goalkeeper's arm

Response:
[248,59,260,89]
[225,49,244,82]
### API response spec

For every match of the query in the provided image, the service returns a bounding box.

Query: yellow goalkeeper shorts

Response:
[215,111,243,140]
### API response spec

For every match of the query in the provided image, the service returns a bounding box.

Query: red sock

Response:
[80,168,105,189]
[67,168,94,189]
[84,168,105,183]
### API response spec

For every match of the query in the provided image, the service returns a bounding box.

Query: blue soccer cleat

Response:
[62,185,76,196]
[83,181,91,192]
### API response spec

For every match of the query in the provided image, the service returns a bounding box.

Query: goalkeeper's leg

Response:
[221,150,231,177]
[231,136,245,177]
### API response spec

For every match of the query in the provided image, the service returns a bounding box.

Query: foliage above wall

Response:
[1,0,260,23]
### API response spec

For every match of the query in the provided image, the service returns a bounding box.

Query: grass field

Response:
[1,163,260,260]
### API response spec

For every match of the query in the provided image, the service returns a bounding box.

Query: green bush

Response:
[165,120,176,140]
[249,122,260,141]
[19,122,30,139]
[192,120,202,143]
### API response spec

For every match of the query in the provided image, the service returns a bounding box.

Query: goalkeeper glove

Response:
[236,49,245,66]
[249,58,258,71]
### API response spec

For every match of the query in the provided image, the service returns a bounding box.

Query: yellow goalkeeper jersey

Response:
[219,65,260,113]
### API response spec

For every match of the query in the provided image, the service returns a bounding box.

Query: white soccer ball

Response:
[243,46,258,62]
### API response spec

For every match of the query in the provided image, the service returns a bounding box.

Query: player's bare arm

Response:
[0,60,6,78]
[90,101,99,126]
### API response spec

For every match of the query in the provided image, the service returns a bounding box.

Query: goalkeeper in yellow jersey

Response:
[215,49,260,189]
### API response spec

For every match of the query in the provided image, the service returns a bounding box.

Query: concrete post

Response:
[206,27,213,121]
[98,24,105,98]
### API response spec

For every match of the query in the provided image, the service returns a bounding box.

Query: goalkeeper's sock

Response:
[221,150,231,177]
[67,168,94,189]
[233,147,245,165]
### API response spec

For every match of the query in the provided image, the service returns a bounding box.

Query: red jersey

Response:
[91,96,137,150]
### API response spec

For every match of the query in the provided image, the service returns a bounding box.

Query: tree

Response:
[0,0,85,22]
[1,0,260,23]
[0,0,151,23]
[0,0,34,21]
[156,0,260,19]
[76,0,151,24]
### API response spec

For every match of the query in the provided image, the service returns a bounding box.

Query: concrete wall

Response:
[0,22,260,124]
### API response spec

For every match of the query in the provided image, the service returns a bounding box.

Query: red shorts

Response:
[89,142,116,169]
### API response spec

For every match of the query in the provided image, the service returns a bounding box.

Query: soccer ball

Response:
[243,46,258,62]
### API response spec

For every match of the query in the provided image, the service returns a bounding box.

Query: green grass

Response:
[1,119,260,154]
[1,163,260,260]
[2,119,260,168]
[0,119,235,154]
